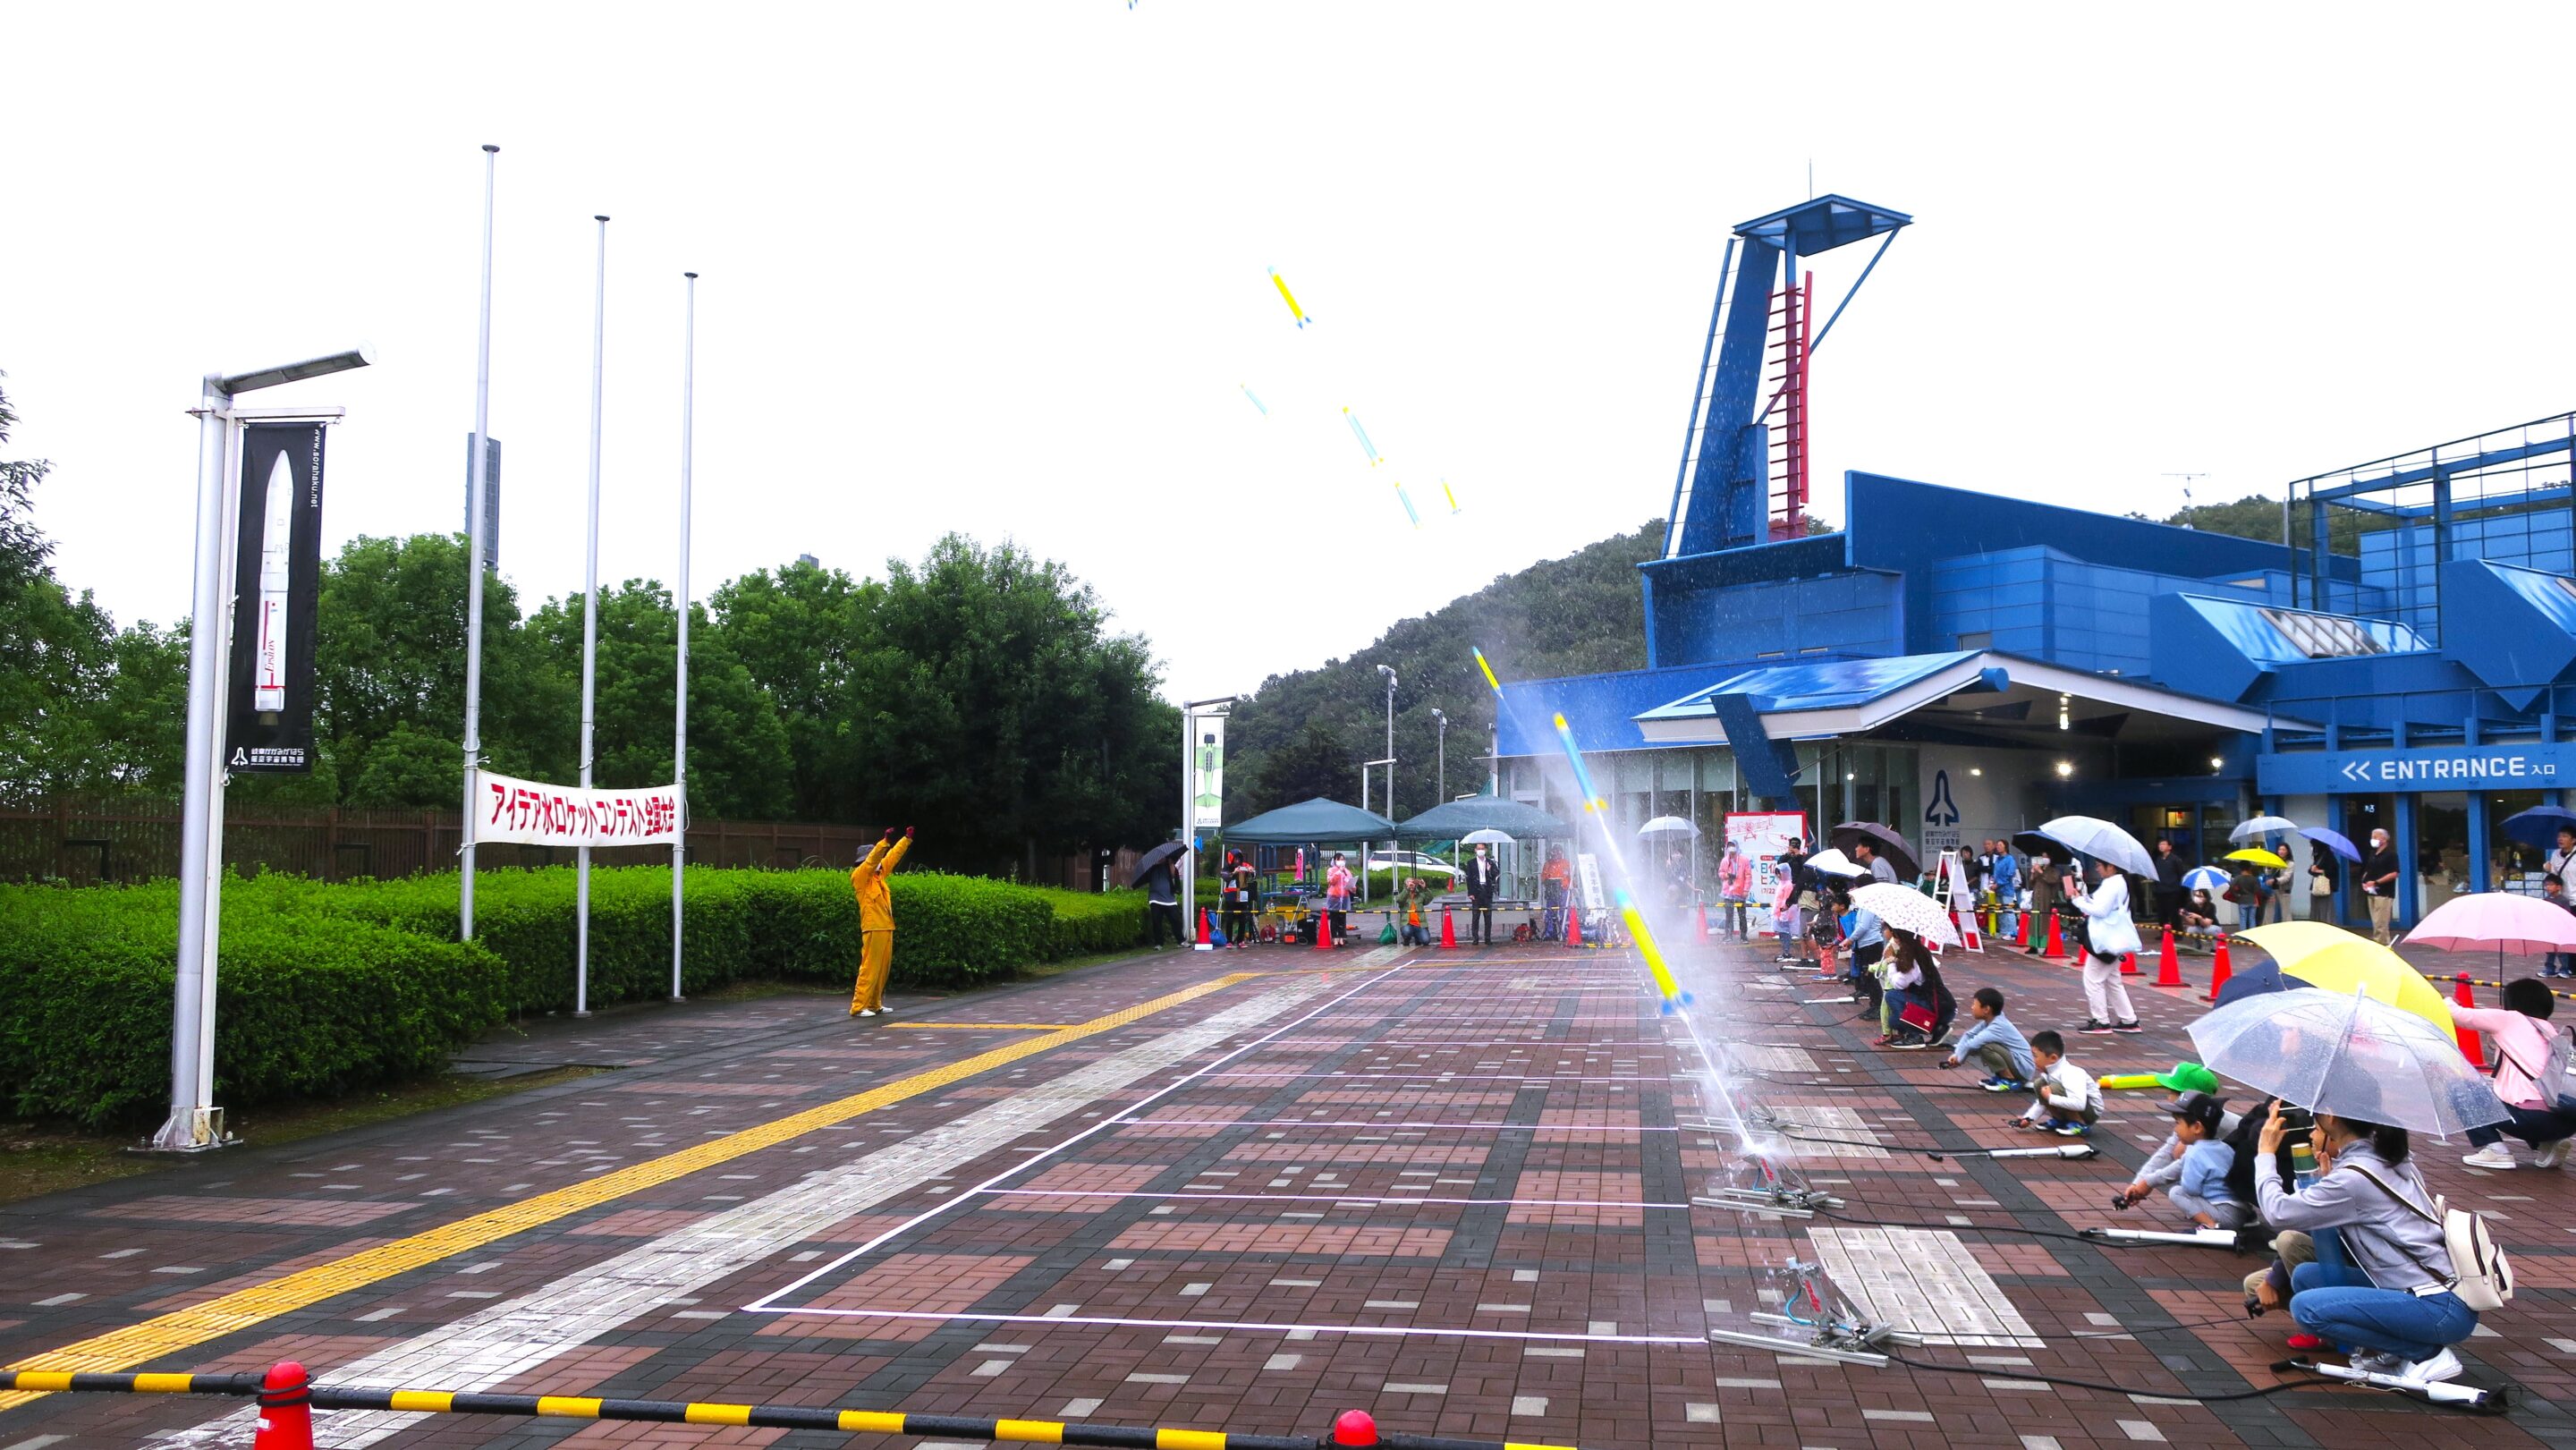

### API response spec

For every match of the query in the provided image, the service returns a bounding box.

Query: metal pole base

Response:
[140,1107,234,1154]
[1951,1142,2097,1160]
[2285,1358,2507,1412]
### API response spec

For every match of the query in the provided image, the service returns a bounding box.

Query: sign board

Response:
[2258,742,2573,796]
[1190,712,1225,830]
[1725,810,1808,938]
[463,433,501,572]
[225,422,327,773]
[1920,767,1964,856]
[480,770,684,848]
[1575,852,1607,912]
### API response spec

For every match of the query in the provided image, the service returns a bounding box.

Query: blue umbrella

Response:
[2502,805,2576,852]
[2182,865,2230,892]
[2299,826,2361,864]
[2213,961,2292,1009]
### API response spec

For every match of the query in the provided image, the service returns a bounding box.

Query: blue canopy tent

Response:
[1224,797,1400,844]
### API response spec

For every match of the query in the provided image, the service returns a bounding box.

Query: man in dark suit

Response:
[1463,841,1502,945]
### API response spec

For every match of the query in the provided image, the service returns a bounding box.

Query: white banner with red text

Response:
[477,770,684,848]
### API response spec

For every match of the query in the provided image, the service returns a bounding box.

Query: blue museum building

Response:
[1491,196,2576,931]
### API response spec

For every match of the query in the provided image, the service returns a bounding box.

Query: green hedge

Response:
[0,881,507,1130]
[0,869,1148,1128]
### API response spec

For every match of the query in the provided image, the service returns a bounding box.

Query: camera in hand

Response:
[2276,1105,2315,1134]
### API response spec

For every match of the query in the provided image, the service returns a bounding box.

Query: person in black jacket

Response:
[1462,841,1502,945]
[2152,837,2188,931]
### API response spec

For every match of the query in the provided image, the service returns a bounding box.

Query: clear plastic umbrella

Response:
[1639,816,1699,837]
[1803,847,1868,878]
[2230,814,2300,843]
[2187,987,2507,1138]
[2032,815,2157,877]
[1850,881,1962,948]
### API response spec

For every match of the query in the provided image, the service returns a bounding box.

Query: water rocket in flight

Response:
[1241,384,1268,416]
[1343,407,1382,466]
[1551,708,1687,1009]
[1394,480,1421,528]
[1268,267,1313,328]
[1440,479,1462,514]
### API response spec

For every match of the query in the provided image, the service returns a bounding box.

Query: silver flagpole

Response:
[461,143,498,940]
[577,214,607,1016]
[673,271,695,1002]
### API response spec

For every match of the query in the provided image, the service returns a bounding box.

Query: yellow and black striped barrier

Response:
[1,1368,1579,1450]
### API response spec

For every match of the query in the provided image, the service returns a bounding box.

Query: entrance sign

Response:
[224,423,328,773]
[479,770,684,848]
[2258,742,2572,796]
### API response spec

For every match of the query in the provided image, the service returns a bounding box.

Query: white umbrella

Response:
[1460,828,1515,846]
[2230,815,2300,843]
[2187,986,2507,1138]
[2033,815,2157,878]
[1639,816,1699,837]
[1803,848,1868,878]
[1850,881,1962,948]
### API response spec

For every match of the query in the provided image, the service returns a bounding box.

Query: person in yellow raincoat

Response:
[850,825,914,1016]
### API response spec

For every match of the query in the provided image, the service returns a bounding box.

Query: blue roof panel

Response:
[1733,195,1912,256]
[1636,651,1977,723]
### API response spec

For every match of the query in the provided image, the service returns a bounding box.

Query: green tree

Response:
[706,559,877,821]
[848,535,1175,877]
[1253,719,1360,809]
[526,581,796,820]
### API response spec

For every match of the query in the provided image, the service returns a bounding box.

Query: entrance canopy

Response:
[1223,797,1399,844]
[1632,650,2287,749]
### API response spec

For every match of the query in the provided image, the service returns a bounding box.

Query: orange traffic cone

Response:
[1314,910,1333,951]
[2204,934,2233,1002]
[1440,908,1458,949]
[1566,909,1584,948]
[1198,909,1212,946]
[2454,974,2484,1065]
[1696,903,1711,938]
[2120,944,2140,975]
[254,1362,314,1450]
[2044,913,2066,961]
[2152,928,2186,988]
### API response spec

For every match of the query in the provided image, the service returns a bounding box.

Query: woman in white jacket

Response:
[2068,858,2142,1035]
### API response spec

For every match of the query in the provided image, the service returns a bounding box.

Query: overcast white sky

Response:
[7,4,2573,706]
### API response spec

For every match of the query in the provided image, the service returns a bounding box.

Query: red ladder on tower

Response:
[1765,271,1813,540]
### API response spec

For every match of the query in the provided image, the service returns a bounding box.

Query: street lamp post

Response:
[1377,665,1397,820]
[157,346,373,1152]
[1431,708,1447,802]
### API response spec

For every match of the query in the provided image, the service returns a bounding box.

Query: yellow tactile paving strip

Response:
[901,1022,1082,1030]
[0,971,1265,1409]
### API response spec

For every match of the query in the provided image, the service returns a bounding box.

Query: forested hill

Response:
[1224,519,1665,822]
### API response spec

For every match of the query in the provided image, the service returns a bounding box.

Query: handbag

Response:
[1897,999,1937,1032]
[2310,873,2332,897]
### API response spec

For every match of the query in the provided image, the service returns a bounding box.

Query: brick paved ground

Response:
[3,920,2573,1449]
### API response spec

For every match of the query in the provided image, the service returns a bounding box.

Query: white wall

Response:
[1914,744,2037,861]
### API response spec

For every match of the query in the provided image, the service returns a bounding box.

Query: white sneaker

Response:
[856,1007,877,1017]
[2462,1144,2518,1170]
[877,1005,896,1015]
[2535,1139,2572,1170]
[2394,1347,2464,1385]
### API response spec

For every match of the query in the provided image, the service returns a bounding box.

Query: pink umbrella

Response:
[2402,892,2576,992]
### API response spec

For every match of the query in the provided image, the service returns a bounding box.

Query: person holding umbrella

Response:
[2255,1102,2480,1386]
[2069,858,2143,1034]
[1138,843,1186,949]
[2454,979,2576,1170]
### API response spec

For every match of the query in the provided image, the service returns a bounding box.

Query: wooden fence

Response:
[0,796,1131,890]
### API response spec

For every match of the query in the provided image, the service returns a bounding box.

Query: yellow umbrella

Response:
[2233,921,2454,1031]
[2224,848,2287,868]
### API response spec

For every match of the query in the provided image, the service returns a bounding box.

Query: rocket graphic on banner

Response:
[225,422,327,773]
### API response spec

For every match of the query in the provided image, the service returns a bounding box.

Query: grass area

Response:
[0,1064,605,1208]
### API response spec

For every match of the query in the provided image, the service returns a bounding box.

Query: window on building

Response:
[2488,789,2550,894]
[2417,793,2469,906]
[2257,606,2387,658]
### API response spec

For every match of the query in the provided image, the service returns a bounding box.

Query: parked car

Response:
[1364,849,1460,880]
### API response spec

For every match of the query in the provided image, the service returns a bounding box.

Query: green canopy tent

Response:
[1221,797,1402,905]
[1394,797,1571,905]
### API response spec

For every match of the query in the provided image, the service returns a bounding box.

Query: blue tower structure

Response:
[1661,195,1911,558]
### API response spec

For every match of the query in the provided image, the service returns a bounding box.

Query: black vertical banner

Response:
[225,422,327,773]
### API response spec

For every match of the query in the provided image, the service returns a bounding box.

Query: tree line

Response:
[0,376,1178,877]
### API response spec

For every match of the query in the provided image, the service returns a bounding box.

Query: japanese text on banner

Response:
[479,770,684,847]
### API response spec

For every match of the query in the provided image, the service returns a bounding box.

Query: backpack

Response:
[2494,1022,2576,1112]
[2350,1165,2512,1311]
[2220,1104,2294,1208]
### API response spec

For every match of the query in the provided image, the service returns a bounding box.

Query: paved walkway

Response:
[1,927,2572,1448]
